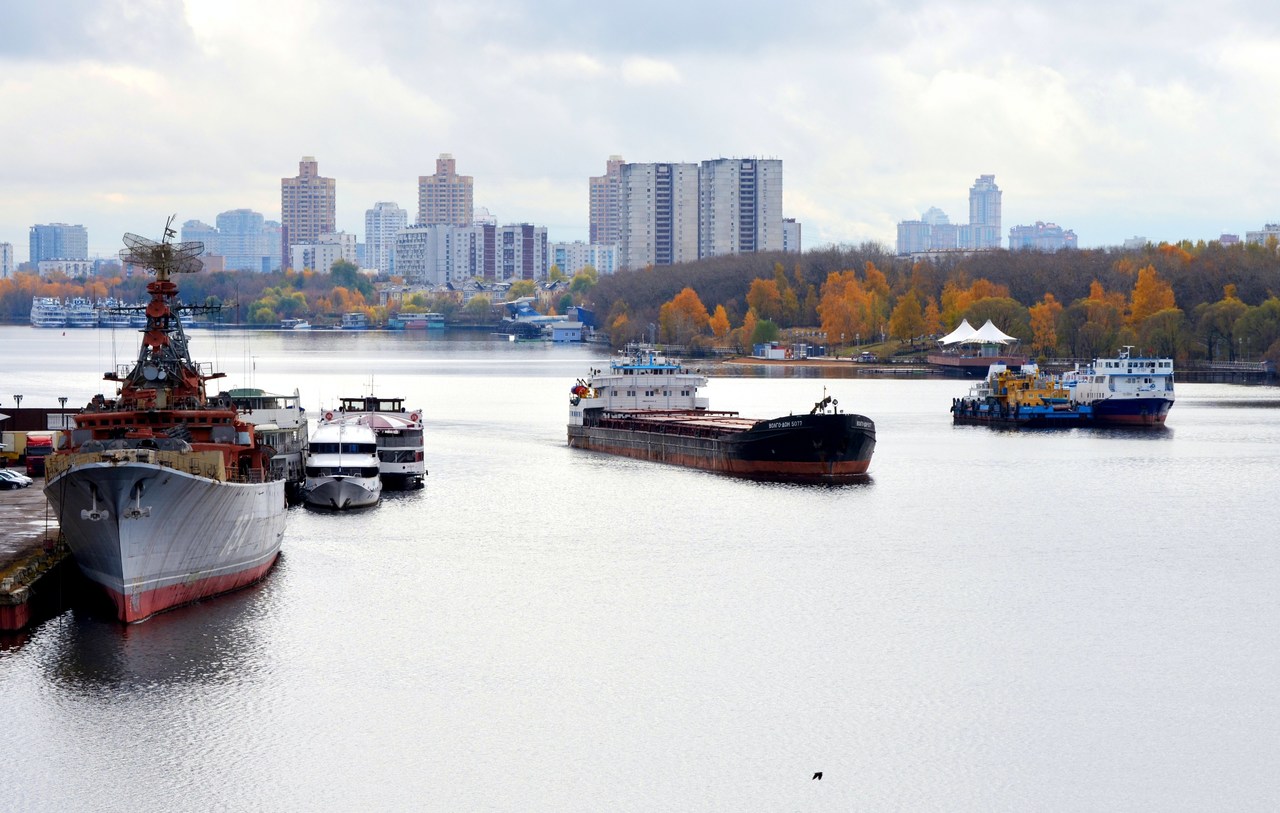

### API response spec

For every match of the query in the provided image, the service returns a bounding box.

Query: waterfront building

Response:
[589,155,625,246]
[318,231,358,265]
[365,202,408,275]
[1009,221,1078,252]
[619,162,699,270]
[37,259,93,278]
[394,224,490,287]
[548,241,618,276]
[281,156,336,271]
[1245,224,1280,246]
[960,174,1001,249]
[0,242,13,278]
[29,223,88,263]
[697,158,783,258]
[217,209,277,272]
[418,154,473,226]
[782,218,801,254]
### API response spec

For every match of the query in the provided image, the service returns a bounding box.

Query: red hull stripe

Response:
[99,554,280,623]
[576,442,871,482]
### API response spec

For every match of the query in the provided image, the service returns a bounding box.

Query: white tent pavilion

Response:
[967,319,1017,345]
[938,319,977,346]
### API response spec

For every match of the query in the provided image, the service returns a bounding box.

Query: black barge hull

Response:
[568,411,875,484]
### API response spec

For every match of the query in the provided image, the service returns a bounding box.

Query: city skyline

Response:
[2,2,1278,261]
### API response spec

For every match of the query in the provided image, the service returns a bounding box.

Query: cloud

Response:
[620,57,681,86]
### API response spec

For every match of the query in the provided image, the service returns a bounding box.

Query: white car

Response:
[0,469,34,489]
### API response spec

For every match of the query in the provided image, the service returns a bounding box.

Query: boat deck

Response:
[598,409,760,437]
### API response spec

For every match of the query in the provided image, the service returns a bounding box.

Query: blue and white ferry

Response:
[1061,346,1174,426]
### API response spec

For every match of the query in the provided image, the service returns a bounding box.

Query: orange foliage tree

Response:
[1029,293,1063,356]
[709,304,731,342]
[658,287,710,344]
[1129,265,1176,324]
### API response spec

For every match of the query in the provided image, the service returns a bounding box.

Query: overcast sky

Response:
[3,0,1278,261]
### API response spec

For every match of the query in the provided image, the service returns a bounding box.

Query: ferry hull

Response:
[44,462,287,623]
[569,413,875,484]
[303,477,381,510]
[1089,398,1172,426]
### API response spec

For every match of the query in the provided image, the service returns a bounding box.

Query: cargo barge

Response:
[951,363,1093,427]
[567,347,875,483]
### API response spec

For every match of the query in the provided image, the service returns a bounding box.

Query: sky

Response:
[2,0,1279,262]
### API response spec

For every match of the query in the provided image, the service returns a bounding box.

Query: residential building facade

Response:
[365,201,408,275]
[418,154,473,226]
[548,241,618,276]
[1245,224,1280,246]
[619,162,699,269]
[218,209,277,272]
[589,155,625,246]
[1008,221,1078,252]
[180,220,220,255]
[697,158,783,258]
[281,156,336,270]
[961,174,1002,249]
[29,223,89,263]
[1,242,13,278]
[782,218,801,253]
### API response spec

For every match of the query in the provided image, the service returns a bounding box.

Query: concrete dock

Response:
[0,475,68,631]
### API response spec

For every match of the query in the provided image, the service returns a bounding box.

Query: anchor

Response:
[123,484,151,520]
[80,485,111,522]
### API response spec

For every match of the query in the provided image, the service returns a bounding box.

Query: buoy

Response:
[410,411,420,422]
[324,411,334,421]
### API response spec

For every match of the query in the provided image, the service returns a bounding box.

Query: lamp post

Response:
[13,395,21,410]
[58,396,68,430]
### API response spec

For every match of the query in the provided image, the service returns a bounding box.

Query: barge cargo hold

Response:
[568,347,875,483]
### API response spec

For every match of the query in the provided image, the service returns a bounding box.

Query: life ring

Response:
[410,412,420,422]
[324,411,334,421]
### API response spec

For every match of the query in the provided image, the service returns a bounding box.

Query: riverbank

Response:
[0,480,70,631]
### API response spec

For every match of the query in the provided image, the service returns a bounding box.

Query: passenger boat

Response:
[29,297,67,328]
[281,318,312,330]
[951,363,1092,427]
[223,387,310,503]
[326,395,426,489]
[42,221,287,623]
[339,312,370,330]
[98,298,133,328]
[388,312,445,330]
[567,347,875,483]
[1061,347,1174,426]
[303,420,383,509]
[65,297,99,328]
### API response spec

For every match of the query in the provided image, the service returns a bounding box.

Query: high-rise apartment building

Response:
[589,155,625,246]
[216,209,277,272]
[1009,221,1077,252]
[782,219,802,254]
[496,224,547,282]
[181,219,220,255]
[619,162,699,270]
[29,223,89,263]
[548,241,618,276]
[960,174,1001,249]
[1,242,14,278]
[365,202,408,275]
[697,158,783,258]
[417,154,473,226]
[281,156,336,270]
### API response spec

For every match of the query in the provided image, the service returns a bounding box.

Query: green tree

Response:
[888,290,925,344]
[506,280,536,300]
[330,259,374,299]
[464,295,493,320]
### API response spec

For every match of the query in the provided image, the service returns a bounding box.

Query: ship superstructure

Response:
[1061,347,1174,426]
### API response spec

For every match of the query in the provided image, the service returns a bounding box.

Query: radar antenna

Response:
[120,215,204,280]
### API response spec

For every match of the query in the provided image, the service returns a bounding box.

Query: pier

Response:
[0,481,70,631]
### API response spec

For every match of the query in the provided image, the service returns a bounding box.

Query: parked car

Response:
[856,352,879,363]
[0,468,34,489]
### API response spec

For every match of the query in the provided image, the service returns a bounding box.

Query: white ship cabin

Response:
[1063,347,1174,397]
[569,348,709,425]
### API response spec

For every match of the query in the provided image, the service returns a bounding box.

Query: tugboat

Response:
[951,363,1092,427]
[1061,347,1174,426]
[42,219,287,623]
[568,346,875,483]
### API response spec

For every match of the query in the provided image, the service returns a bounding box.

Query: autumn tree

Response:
[658,287,711,344]
[1028,293,1063,356]
[1129,265,1176,324]
[709,304,731,342]
[746,278,783,323]
[888,290,925,344]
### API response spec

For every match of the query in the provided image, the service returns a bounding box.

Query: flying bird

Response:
[812,772,823,780]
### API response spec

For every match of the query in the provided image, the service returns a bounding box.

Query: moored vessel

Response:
[327,395,426,489]
[303,420,383,509]
[567,347,875,483]
[1061,347,1174,426]
[42,220,287,623]
[224,387,310,503]
[29,297,67,328]
[951,363,1092,427]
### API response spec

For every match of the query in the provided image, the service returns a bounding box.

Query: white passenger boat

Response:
[29,297,67,328]
[223,387,310,503]
[65,297,99,328]
[1061,346,1175,426]
[303,420,382,509]
[327,395,425,489]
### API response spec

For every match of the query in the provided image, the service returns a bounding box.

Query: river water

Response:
[2,326,1280,812]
